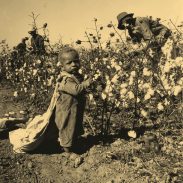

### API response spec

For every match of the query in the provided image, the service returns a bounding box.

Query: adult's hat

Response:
[117,12,134,29]
[28,28,37,34]
[22,37,29,41]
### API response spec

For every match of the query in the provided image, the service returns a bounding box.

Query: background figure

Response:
[117,12,171,48]
[10,47,18,70]
[28,28,46,55]
[16,37,28,57]
[117,12,172,71]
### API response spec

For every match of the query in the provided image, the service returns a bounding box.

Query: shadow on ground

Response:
[0,120,160,155]
[28,123,160,155]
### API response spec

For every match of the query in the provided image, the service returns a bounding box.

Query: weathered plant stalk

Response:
[93,19,102,50]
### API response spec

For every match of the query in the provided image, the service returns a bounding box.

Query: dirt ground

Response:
[0,82,183,183]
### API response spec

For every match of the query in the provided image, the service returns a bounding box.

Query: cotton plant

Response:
[1,18,183,136]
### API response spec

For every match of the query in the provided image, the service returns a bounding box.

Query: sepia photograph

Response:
[0,0,183,182]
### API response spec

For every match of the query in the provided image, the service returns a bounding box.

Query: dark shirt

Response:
[31,34,45,54]
[16,42,26,55]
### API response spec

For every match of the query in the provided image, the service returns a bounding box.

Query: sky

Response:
[0,0,183,48]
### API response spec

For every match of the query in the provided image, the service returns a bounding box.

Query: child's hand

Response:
[82,77,93,87]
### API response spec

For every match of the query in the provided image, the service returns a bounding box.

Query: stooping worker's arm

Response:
[149,18,171,45]
[58,77,92,96]
[136,17,154,41]
[155,26,171,45]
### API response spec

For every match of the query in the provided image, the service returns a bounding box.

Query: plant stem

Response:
[85,31,93,50]
[169,19,182,34]
[94,20,102,50]
[101,99,107,136]
[106,101,115,135]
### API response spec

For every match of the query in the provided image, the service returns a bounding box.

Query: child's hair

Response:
[58,47,79,64]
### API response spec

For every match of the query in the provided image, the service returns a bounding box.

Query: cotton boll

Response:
[102,58,108,62]
[157,103,164,111]
[101,92,107,100]
[106,79,111,86]
[175,56,183,63]
[128,91,135,99]
[105,75,110,80]
[147,88,154,96]
[120,88,128,96]
[177,78,183,86]
[164,98,170,106]
[105,85,112,93]
[38,76,41,82]
[4,113,10,117]
[115,100,120,107]
[56,62,61,67]
[130,71,136,77]
[94,73,100,80]
[129,77,134,85]
[142,83,151,89]
[30,93,35,98]
[141,109,148,117]
[78,69,83,74]
[95,58,99,62]
[24,87,27,93]
[173,85,182,96]
[13,91,18,97]
[143,68,151,76]
[19,110,26,115]
[111,74,119,84]
[110,58,116,68]
[114,64,121,71]
[37,60,41,64]
[128,130,137,138]
[137,97,140,103]
[162,38,173,58]
[89,94,94,101]
[9,111,15,115]
[108,92,113,97]
[144,94,151,100]
[84,75,88,79]
[164,62,171,73]
[120,83,128,89]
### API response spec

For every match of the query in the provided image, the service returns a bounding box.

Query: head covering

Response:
[28,28,37,35]
[117,12,134,29]
[22,37,29,42]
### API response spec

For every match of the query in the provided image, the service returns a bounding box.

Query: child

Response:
[55,47,92,153]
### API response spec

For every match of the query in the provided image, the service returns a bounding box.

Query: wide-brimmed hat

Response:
[22,37,29,41]
[117,12,134,29]
[28,28,37,34]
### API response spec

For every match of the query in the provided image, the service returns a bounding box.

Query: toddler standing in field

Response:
[55,47,92,153]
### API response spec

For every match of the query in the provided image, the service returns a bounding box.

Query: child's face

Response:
[61,52,80,74]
